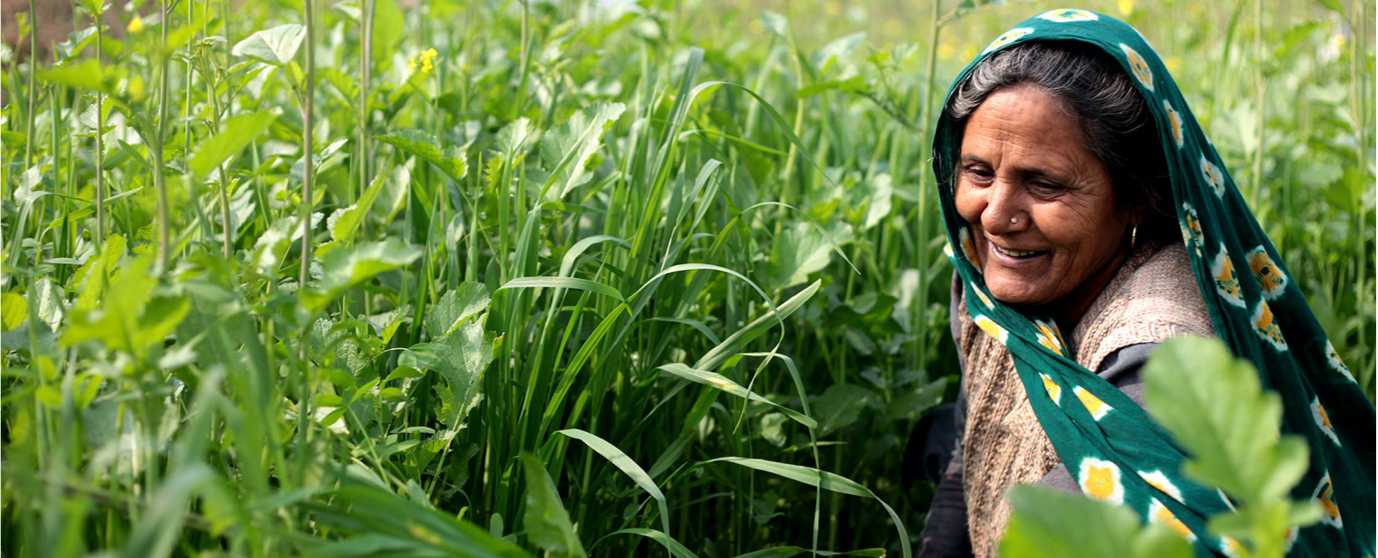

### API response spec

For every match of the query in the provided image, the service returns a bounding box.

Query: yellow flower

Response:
[419,48,439,74]
[1117,0,1135,17]
[128,14,146,34]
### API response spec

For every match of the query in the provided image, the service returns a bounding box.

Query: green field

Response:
[2,0,1372,556]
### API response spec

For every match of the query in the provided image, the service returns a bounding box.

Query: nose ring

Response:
[1009,216,1020,225]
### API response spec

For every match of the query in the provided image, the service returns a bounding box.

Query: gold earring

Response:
[1130,225,1139,248]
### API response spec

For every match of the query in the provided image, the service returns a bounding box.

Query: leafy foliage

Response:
[1,0,1370,557]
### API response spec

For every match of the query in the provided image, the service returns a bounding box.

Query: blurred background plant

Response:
[1,0,1371,556]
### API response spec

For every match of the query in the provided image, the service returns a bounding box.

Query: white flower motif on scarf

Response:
[1037,9,1098,22]
[1073,386,1112,420]
[1200,155,1227,197]
[1251,299,1288,351]
[1138,470,1184,503]
[971,284,994,309]
[973,315,1008,344]
[1220,536,1245,558]
[1034,319,1064,355]
[983,28,1034,55]
[1120,43,1154,91]
[1164,99,1184,147]
[1078,457,1124,504]
[1247,246,1288,300]
[1148,499,1196,541]
[1212,247,1245,307]
[1040,373,1062,405]
[959,226,981,271]
[1314,472,1344,528]
[1179,202,1203,256]
[1312,397,1341,446]
[1324,340,1356,383]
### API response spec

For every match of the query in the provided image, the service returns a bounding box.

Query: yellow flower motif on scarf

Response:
[1138,470,1184,503]
[1037,9,1098,22]
[1200,155,1226,197]
[1119,43,1154,91]
[1325,340,1357,383]
[1034,319,1064,355]
[1311,397,1341,446]
[1220,535,1244,558]
[1148,499,1196,541]
[983,28,1034,55]
[973,315,1008,344]
[1247,246,1288,299]
[1078,457,1124,504]
[1073,386,1112,420]
[1163,100,1184,147]
[1040,373,1062,405]
[1179,203,1203,255]
[1251,300,1287,351]
[1212,248,1244,307]
[1315,473,1343,528]
[959,227,982,269]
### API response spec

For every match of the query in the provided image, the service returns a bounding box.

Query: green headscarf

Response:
[933,10,1374,556]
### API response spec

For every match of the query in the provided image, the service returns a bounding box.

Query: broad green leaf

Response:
[557,428,671,535]
[189,111,278,180]
[1000,485,1194,558]
[232,24,306,65]
[70,234,127,311]
[538,102,625,200]
[520,454,587,558]
[658,363,816,430]
[2,292,28,331]
[400,318,493,425]
[377,130,468,181]
[61,252,186,358]
[765,222,852,291]
[302,239,422,312]
[424,282,490,338]
[706,457,911,558]
[1143,337,1310,503]
[811,383,876,436]
[327,173,386,244]
[37,58,110,91]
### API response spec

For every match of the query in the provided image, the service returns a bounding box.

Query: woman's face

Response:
[955,84,1132,318]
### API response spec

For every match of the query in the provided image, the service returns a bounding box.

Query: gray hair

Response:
[945,41,1177,245]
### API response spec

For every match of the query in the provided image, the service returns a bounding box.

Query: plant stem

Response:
[95,3,106,247]
[154,0,173,273]
[300,0,316,289]
[24,0,37,173]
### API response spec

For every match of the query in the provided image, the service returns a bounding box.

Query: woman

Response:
[918,10,1373,558]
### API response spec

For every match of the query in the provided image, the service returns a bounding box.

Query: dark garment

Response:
[916,280,1158,558]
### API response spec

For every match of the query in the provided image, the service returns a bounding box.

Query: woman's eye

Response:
[962,165,994,183]
[1029,180,1063,195]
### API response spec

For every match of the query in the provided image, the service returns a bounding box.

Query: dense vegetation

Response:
[1,0,1371,556]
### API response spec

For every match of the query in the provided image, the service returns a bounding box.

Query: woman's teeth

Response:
[993,244,1043,258]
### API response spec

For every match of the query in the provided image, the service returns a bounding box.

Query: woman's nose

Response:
[981,181,1028,234]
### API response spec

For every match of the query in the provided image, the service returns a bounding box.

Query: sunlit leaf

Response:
[189,111,278,180]
[232,24,306,65]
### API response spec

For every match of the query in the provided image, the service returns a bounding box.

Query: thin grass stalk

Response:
[1248,0,1265,207]
[300,0,316,290]
[95,3,106,247]
[154,0,173,272]
[23,0,37,172]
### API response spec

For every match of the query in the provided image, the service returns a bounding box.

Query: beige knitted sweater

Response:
[955,244,1213,557]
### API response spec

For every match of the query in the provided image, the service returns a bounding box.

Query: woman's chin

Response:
[985,279,1050,307]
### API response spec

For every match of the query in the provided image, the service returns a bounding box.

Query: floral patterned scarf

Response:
[933,10,1374,556]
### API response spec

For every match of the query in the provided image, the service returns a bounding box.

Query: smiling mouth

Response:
[991,243,1048,259]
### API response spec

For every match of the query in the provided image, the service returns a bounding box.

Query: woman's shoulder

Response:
[1071,243,1215,370]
